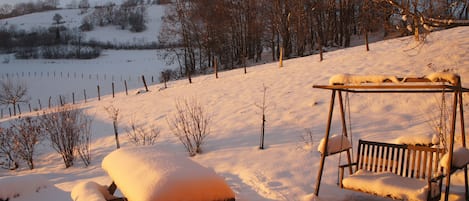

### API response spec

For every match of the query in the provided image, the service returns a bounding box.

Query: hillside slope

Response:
[1,27,469,201]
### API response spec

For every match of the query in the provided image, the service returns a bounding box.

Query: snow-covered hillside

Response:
[1,26,469,201]
[0,4,170,108]
[0,5,164,44]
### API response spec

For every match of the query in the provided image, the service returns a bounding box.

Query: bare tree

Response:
[105,105,120,149]
[376,0,469,41]
[255,84,268,150]
[167,98,211,156]
[0,79,29,116]
[53,13,63,25]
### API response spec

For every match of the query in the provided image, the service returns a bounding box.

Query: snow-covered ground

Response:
[0,26,469,201]
[0,49,173,110]
[2,0,131,9]
[0,3,169,110]
[0,5,164,44]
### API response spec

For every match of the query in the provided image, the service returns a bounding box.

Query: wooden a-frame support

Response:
[313,76,469,201]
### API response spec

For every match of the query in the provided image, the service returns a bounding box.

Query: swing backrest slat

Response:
[355,140,445,180]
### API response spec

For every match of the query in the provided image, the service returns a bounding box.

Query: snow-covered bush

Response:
[167,98,211,156]
[40,105,93,168]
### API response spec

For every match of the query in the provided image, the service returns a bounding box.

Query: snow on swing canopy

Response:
[316,72,469,94]
[328,72,460,86]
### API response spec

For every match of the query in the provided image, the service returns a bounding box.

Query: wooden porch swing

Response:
[312,73,469,201]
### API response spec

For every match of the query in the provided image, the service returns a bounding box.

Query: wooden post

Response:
[279,47,284,68]
[214,58,218,79]
[72,92,75,104]
[444,91,459,201]
[49,96,52,108]
[458,88,469,200]
[28,104,32,112]
[114,120,120,149]
[124,80,128,95]
[243,56,247,74]
[59,96,63,106]
[17,104,21,115]
[337,92,353,175]
[97,85,101,101]
[315,90,336,196]
[260,114,265,149]
[142,75,149,92]
[38,99,42,110]
[9,107,11,117]
[84,89,87,103]
[112,82,115,98]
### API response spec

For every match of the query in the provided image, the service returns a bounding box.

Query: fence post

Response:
[9,107,11,117]
[124,80,128,96]
[142,75,149,92]
[84,89,87,103]
[279,46,284,68]
[17,104,21,115]
[97,85,101,101]
[49,96,52,108]
[214,57,219,79]
[112,82,115,98]
[38,99,42,110]
[72,92,75,104]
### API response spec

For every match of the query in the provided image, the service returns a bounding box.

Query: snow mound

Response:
[425,72,460,85]
[328,74,400,85]
[393,133,439,146]
[102,146,235,201]
[71,181,116,201]
[440,146,469,170]
[317,134,352,155]
[0,174,49,200]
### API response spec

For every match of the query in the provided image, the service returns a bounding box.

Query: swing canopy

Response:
[312,72,469,201]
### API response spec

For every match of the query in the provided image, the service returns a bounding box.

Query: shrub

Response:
[10,117,44,169]
[167,98,211,156]
[40,105,93,168]
[126,118,160,146]
[0,127,19,170]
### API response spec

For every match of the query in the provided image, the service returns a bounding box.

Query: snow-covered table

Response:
[101,146,235,201]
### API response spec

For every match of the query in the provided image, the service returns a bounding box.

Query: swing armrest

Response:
[338,162,357,188]
[339,162,357,169]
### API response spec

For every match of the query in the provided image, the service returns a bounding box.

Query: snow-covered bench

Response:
[101,146,235,201]
[339,140,445,201]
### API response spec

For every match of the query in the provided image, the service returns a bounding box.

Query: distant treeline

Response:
[0,0,59,19]
[158,0,469,77]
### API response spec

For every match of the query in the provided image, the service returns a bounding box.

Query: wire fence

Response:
[0,71,161,119]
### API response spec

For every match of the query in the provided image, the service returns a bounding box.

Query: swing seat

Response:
[339,139,445,201]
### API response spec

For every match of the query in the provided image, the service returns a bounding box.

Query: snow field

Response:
[0,27,469,201]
